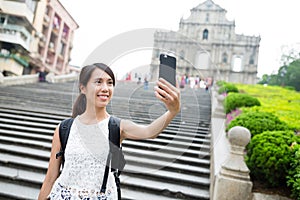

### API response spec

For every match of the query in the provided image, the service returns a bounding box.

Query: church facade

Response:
[150,0,260,84]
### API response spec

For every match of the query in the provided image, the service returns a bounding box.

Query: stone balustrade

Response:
[0,72,78,86]
[213,126,252,200]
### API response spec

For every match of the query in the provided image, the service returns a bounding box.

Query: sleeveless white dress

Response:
[48,116,118,200]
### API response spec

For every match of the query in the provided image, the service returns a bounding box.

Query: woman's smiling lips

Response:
[97,94,109,101]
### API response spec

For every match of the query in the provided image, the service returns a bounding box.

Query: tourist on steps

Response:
[38,63,180,200]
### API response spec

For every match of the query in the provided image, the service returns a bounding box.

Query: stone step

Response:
[0,117,57,130]
[0,135,51,150]
[121,173,210,200]
[121,188,186,200]
[0,112,61,124]
[0,143,50,161]
[123,147,210,167]
[123,164,210,188]
[0,165,44,187]
[0,129,52,142]
[0,106,69,119]
[125,154,209,176]
[122,140,210,158]
[138,137,210,150]
[0,123,53,136]
[0,181,40,200]
[158,132,210,144]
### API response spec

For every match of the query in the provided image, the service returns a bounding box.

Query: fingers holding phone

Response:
[156,53,180,114]
[155,78,181,115]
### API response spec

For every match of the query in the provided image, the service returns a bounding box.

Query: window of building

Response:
[203,29,208,40]
[232,56,242,72]
[180,50,185,59]
[195,51,210,69]
[206,13,210,22]
[53,15,61,30]
[249,55,255,65]
[222,53,228,63]
[62,24,69,40]
[58,41,66,56]
[0,15,6,24]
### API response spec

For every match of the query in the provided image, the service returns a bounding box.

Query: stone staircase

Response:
[0,81,212,200]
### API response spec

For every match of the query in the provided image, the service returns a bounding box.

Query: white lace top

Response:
[48,116,118,200]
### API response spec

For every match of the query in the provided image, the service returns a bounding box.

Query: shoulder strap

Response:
[109,116,126,171]
[100,116,121,196]
[56,118,74,169]
[108,116,123,200]
[108,116,121,148]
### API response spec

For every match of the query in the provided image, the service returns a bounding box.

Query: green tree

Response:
[258,59,300,91]
[285,59,300,91]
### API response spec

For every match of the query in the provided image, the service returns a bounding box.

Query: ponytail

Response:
[72,93,86,118]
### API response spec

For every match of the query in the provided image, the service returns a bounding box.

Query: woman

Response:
[38,63,180,200]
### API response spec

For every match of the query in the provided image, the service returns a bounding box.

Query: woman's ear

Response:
[80,84,86,94]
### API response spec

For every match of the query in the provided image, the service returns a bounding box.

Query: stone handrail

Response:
[213,126,252,200]
[210,84,252,200]
[0,72,78,86]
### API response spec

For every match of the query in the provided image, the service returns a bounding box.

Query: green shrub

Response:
[224,93,261,114]
[216,80,227,86]
[287,144,300,199]
[284,86,296,91]
[226,111,289,137]
[246,131,300,187]
[218,83,239,94]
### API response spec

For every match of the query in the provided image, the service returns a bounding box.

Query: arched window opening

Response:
[203,29,209,40]
[232,57,242,72]
[180,50,185,59]
[249,55,255,65]
[206,13,210,22]
[222,53,228,63]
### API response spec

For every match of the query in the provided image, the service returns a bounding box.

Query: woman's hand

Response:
[120,78,181,141]
[154,78,181,116]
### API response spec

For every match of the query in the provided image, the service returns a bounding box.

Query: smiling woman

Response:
[38,63,181,200]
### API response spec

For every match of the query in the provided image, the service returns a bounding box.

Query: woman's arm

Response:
[38,126,62,200]
[120,78,180,141]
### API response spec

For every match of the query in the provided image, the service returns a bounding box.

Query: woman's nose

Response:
[100,83,108,91]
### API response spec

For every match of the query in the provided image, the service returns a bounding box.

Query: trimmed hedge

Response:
[287,144,300,199]
[218,83,239,94]
[246,131,300,187]
[216,80,227,86]
[224,93,261,114]
[226,111,289,137]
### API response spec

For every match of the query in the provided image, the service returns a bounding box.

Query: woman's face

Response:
[81,68,114,109]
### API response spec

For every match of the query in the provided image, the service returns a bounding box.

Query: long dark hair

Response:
[72,63,115,118]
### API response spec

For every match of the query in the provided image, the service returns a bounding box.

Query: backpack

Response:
[55,116,125,200]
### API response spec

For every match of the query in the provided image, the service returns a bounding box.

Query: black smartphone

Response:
[159,53,177,86]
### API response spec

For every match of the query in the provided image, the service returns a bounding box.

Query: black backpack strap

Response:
[100,152,112,194]
[109,116,125,171]
[56,118,74,169]
[109,116,124,200]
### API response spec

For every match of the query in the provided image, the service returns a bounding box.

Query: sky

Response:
[60,0,300,79]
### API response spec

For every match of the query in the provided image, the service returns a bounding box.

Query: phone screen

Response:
[159,54,176,86]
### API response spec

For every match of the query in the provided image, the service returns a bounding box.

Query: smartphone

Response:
[159,53,177,86]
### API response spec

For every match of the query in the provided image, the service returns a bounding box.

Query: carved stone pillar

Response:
[213,126,252,200]
[212,94,226,118]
